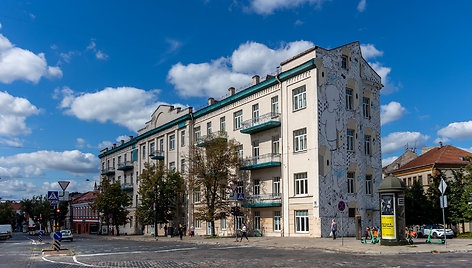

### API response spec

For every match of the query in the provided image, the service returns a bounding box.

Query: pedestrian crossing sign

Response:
[48,191,59,201]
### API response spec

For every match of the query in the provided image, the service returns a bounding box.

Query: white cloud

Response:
[382,131,429,155]
[0,137,22,147]
[357,0,366,12]
[98,140,113,150]
[247,0,326,15]
[434,137,450,144]
[382,156,398,167]
[0,91,40,136]
[116,135,130,143]
[87,40,108,60]
[0,150,99,176]
[381,101,406,125]
[168,40,314,98]
[57,86,183,131]
[437,121,472,141]
[360,44,383,60]
[0,33,62,83]
[460,147,472,153]
[95,50,109,60]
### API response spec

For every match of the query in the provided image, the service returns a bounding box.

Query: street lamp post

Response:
[153,202,157,238]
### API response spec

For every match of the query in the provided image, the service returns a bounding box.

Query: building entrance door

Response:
[207,222,212,235]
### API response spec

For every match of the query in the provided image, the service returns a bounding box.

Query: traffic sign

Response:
[58,181,70,192]
[231,184,237,192]
[38,230,44,236]
[48,191,59,201]
[236,193,245,201]
[338,201,346,212]
[440,195,448,208]
[53,231,62,240]
[439,179,447,195]
[50,200,59,206]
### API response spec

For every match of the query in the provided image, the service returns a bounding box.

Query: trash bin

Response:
[355,215,362,240]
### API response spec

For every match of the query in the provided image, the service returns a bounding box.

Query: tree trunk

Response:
[211,220,215,236]
[116,225,120,236]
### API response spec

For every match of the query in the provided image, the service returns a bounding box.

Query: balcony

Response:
[121,183,134,191]
[149,150,164,160]
[100,167,115,175]
[242,193,282,208]
[196,131,227,147]
[240,153,281,170]
[117,161,134,171]
[240,113,281,134]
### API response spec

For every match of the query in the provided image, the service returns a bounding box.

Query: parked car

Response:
[418,225,454,238]
[60,230,73,241]
[0,224,12,239]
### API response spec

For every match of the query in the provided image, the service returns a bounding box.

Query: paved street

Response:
[1,233,472,267]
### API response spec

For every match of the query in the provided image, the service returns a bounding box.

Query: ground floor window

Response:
[236,216,243,230]
[274,211,281,232]
[195,219,201,229]
[221,217,226,230]
[254,211,260,230]
[295,210,309,233]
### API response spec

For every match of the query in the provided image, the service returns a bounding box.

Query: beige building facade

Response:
[99,41,383,237]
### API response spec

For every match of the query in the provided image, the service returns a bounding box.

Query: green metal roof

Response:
[240,121,281,134]
[240,161,281,170]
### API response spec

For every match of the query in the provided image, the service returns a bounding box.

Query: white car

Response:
[420,225,454,238]
[0,224,12,239]
[60,230,73,241]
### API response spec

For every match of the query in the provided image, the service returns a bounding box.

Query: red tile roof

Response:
[11,202,21,211]
[393,145,472,173]
[72,190,99,204]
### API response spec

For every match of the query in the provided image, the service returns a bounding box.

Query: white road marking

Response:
[210,245,252,250]
[73,256,96,267]
[77,247,197,257]
[41,255,79,266]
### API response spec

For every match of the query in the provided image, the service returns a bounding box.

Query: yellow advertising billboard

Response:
[381,215,396,239]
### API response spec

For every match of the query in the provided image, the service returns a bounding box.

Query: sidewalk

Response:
[87,234,472,255]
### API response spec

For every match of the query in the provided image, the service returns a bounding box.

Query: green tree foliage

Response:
[0,200,15,225]
[188,134,241,236]
[93,177,131,235]
[20,195,51,231]
[425,171,445,224]
[136,162,184,234]
[459,156,472,223]
[405,179,430,226]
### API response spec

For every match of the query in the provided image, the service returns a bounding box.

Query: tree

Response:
[425,171,446,224]
[20,195,51,231]
[188,133,241,236]
[93,177,131,235]
[405,179,430,226]
[459,156,472,227]
[136,162,184,235]
[0,201,15,225]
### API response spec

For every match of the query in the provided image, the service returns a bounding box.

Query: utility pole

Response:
[153,202,157,238]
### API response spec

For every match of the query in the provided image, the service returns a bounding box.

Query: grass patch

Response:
[204,236,219,239]
[407,245,417,248]
[456,232,472,238]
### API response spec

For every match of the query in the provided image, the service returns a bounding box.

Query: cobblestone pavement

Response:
[2,233,472,267]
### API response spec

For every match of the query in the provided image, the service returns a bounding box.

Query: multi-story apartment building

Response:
[98,41,382,237]
[71,191,100,234]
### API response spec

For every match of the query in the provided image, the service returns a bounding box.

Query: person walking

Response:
[178,224,183,240]
[240,223,248,242]
[331,219,337,240]
[190,225,195,237]
[164,224,168,237]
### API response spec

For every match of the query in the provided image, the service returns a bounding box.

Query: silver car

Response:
[60,230,73,241]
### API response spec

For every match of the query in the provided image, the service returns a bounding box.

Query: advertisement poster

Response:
[381,194,396,239]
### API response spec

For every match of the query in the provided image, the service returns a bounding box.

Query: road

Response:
[1,233,471,267]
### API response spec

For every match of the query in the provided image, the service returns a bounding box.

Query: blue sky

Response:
[0,0,471,200]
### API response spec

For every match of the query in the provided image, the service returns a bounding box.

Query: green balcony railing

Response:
[196,131,227,147]
[150,150,164,160]
[100,167,115,175]
[121,183,134,191]
[240,112,281,134]
[240,153,281,170]
[117,161,134,170]
[242,193,282,208]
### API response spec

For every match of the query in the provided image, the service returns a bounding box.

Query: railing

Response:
[117,161,133,169]
[121,183,134,190]
[196,131,227,145]
[241,112,281,130]
[245,193,281,203]
[242,153,281,167]
[100,167,115,174]
[149,150,164,159]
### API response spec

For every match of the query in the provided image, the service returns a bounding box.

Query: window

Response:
[234,110,243,130]
[194,127,201,142]
[150,143,155,155]
[193,188,201,203]
[347,172,355,194]
[274,211,281,232]
[130,173,133,185]
[136,195,139,206]
[136,172,139,185]
[254,179,260,196]
[349,208,356,217]
[294,128,307,152]
[160,139,164,151]
[341,55,348,69]
[295,210,309,233]
[169,135,175,150]
[220,117,226,132]
[408,177,412,187]
[366,175,373,195]
[124,153,127,163]
[294,172,308,196]
[363,97,370,118]
[195,219,201,229]
[181,159,186,173]
[107,160,109,168]
[293,86,306,111]
[347,129,355,151]
[118,156,122,165]
[113,158,115,169]
[254,211,260,230]
[271,96,279,116]
[236,181,244,194]
[181,130,185,147]
[272,136,280,154]
[237,145,243,159]
[252,140,259,158]
[252,104,259,124]
[207,122,212,135]
[427,174,433,185]
[142,146,145,159]
[221,217,226,230]
[236,216,243,230]
[418,175,423,185]
[364,135,371,155]
[130,216,133,228]
[273,177,281,196]
[169,161,175,171]
[346,88,353,110]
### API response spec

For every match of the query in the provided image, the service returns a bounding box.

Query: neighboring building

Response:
[382,149,419,177]
[98,41,383,237]
[72,191,100,234]
[390,144,472,189]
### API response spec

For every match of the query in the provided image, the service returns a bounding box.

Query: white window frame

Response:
[181,130,185,147]
[193,189,201,203]
[159,139,164,151]
[294,128,307,152]
[254,179,260,196]
[293,86,307,111]
[254,211,261,231]
[236,181,244,194]
[194,127,201,142]
[341,55,348,70]
[195,219,201,229]
[274,211,281,232]
[207,122,212,135]
[234,110,243,130]
[363,97,371,118]
[252,140,259,158]
[273,177,281,196]
[364,135,371,155]
[237,145,243,159]
[221,217,226,230]
[169,161,175,171]
[220,116,226,132]
[252,104,259,124]
[271,96,279,116]
[169,135,175,150]
[272,136,280,154]
[294,172,308,196]
[346,88,353,110]
[347,172,355,194]
[295,210,309,233]
[366,175,373,195]
[347,129,354,151]
[181,159,186,173]
[236,216,243,230]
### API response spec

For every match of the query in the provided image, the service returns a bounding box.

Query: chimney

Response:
[121,140,124,145]
[439,141,443,148]
[228,87,235,96]
[208,97,215,106]
[112,143,116,149]
[129,136,134,140]
[252,75,260,85]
